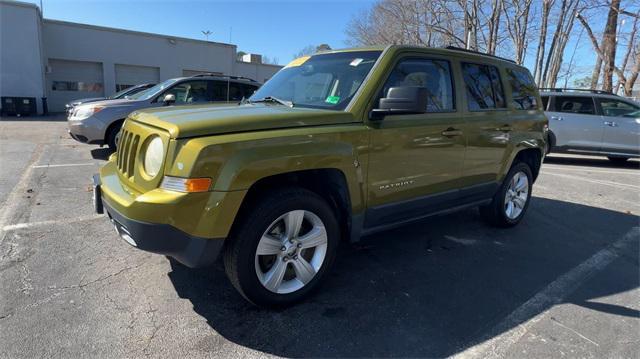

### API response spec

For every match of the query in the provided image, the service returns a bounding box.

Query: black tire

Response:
[607,156,629,164]
[545,131,555,155]
[223,187,340,307]
[480,162,533,227]
[106,128,118,149]
[105,121,123,149]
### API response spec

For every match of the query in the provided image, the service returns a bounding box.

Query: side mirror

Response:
[370,86,428,121]
[162,94,176,106]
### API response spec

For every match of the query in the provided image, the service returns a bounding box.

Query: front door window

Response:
[164,81,210,104]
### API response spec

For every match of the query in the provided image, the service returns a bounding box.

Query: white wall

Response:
[235,61,281,84]
[1,0,282,113]
[42,20,237,99]
[0,1,45,113]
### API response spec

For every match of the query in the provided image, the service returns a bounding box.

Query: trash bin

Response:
[1,97,37,117]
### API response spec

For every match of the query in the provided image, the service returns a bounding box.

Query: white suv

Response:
[541,89,640,163]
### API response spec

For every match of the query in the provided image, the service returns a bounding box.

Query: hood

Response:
[80,98,141,108]
[128,104,358,139]
[67,97,105,106]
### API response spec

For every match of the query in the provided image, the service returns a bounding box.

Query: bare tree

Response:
[533,0,554,85]
[502,0,533,64]
[601,0,621,92]
[293,45,318,59]
[261,56,280,65]
[487,0,502,54]
[542,0,581,87]
[344,0,639,93]
[578,3,640,95]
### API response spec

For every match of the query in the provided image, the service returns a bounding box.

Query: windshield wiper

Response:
[248,96,294,108]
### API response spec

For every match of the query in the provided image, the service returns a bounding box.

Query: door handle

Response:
[550,116,563,121]
[441,128,463,137]
[603,121,618,127]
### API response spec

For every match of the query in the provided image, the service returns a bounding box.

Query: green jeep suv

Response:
[93,45,547,307]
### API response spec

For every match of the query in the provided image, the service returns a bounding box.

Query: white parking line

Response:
[453,226,640,359]
[542,165,640,176]
[542,172,640,190]
[32,163,97,168]
[0,144,45,235]
[1,214,103,232]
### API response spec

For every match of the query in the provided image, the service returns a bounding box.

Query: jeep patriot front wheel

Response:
[223,188,339,307]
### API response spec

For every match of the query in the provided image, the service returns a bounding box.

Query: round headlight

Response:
[144,136,164,177]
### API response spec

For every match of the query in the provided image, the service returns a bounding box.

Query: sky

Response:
[23,0,375,65]
[18,0,637,88]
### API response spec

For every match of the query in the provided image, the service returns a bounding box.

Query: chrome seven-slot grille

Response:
[116,129,140,178]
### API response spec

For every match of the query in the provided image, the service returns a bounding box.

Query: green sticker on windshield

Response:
[325,96,340,104]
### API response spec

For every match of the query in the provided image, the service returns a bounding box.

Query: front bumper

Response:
[93,174,226,268]
[68,119,104,145]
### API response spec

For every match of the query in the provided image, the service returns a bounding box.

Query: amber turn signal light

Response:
[160,176,212,193]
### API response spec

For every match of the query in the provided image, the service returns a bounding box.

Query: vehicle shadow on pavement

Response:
[0,114,67,122]
[167,197,639,357]
[90,147,115,161]
[545,155,640,169]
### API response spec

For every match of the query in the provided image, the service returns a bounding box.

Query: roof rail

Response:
[189,73,258,82]
[539,88,617,95]
[444,46,516,64]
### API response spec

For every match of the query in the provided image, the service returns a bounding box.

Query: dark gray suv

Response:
[68,74,260,148]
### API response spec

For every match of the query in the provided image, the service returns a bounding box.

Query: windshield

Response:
[128,79,179,100]
[109,87,136,99]
[250,51,382,110]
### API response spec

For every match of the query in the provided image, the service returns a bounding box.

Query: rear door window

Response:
[210,80,227,101]
[554,96,596,115]
[462,63,506,110]
[506,67,538,110]
[228,83,243,101]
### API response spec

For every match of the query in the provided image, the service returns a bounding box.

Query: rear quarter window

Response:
[541,96,549,110]
[461,63,506,111]
[506,67,538,110]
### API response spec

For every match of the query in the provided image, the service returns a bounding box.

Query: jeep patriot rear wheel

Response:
[480,161,533,227]
[223,188,339,307]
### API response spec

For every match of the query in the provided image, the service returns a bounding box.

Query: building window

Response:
[52,81,103,92]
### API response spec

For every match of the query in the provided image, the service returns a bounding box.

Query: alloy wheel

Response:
[504,171,529,220]
[254,210,328,294]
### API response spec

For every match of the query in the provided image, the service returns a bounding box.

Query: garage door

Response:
[115,64,160,92]
[46,59,104,112]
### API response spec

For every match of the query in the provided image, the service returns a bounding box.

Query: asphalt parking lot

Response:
[0,118,638,358]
